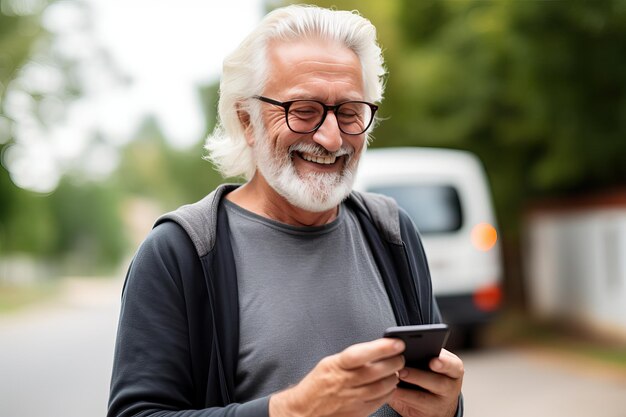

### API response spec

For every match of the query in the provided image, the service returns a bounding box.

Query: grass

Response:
[0,281,61,314]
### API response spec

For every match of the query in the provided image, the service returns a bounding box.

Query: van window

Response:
[367,184,463,234]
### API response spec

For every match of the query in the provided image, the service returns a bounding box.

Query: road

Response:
[0,278,120,417]
[1,278,625,417]
[462,348,626,417]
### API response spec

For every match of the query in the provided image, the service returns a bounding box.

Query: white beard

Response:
[253,128,362,213]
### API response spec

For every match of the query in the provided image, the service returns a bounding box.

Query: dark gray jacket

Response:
[108,184,463,417]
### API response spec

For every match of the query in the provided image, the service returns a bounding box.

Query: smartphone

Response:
[384,324,450,370]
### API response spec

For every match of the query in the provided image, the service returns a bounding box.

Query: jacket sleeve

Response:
[397,208,464,417]
[107,222,270,417]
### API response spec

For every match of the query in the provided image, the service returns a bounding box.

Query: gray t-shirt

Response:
[224,200,399,416]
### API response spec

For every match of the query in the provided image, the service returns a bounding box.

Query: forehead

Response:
[263,38,364,101]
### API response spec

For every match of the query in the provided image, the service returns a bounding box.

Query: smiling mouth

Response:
[299,152,338,165]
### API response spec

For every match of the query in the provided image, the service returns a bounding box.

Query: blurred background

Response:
[1,0,625,416]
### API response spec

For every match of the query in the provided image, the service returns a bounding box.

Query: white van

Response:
[354,147,503,346]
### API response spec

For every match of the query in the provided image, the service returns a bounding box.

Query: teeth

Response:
[301,153,337,165]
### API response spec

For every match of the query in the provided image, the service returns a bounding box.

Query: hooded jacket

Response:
[108,184,463,417]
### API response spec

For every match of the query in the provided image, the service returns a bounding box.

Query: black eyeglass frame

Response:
[253,95,378,135]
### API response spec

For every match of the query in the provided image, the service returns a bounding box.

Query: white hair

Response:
[204,4,386,180]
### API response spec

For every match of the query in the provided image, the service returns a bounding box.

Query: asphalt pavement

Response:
[462,348,626,417]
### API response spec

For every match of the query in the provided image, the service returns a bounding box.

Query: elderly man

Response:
[108,5,463,417]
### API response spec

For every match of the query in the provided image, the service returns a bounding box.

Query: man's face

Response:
[251,38,368,212]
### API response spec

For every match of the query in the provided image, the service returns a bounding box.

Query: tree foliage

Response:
[287,0,626,233]
[0,1,129,273]
[0,5,46,254]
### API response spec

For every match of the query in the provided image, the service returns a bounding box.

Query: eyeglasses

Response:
[253,95,378,135]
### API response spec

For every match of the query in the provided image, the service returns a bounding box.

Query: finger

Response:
[398,366,457,396]
[392,379,461,417]
[398,366,436,391]
[364,383,399,412]
[337,338,405,370]
[353,372,399,402]
[351,354,405,387]
[361,388,398,417]
[365,386,397,406]
[392,384,430,404]
[429,349,464,379]
[389,388,432,416]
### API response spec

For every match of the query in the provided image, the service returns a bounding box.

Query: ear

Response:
[236,104,255,146]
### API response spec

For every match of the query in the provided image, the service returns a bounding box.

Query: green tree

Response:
[0,3,48,253]
[382,1,626,227]
[0,1,128,273]
[282,0,626,229]
[114,103,224,213]
[47,179,127,272]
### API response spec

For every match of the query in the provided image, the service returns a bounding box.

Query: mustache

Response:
[288,142,355,158]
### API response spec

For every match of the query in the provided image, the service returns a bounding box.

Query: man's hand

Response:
[389,349,464,417]
[269,338,406,417]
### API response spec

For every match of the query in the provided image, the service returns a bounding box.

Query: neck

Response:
[226,174,339,227]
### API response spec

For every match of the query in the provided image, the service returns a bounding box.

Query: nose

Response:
[311,110,343,153]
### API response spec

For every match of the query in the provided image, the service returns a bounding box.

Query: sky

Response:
[4,0,265,192]
[82,0,265,148]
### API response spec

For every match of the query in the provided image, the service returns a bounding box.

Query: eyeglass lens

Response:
[287,101,373,134]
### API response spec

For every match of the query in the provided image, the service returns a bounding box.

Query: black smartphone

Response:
[384,324,450,370]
